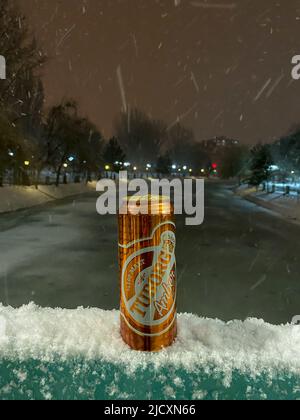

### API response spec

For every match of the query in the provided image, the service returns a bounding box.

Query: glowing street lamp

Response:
[24,160,30,167]
[105,165,110,171]
[63,163,68,169]
[172,164,177,170]
[133,166,137,171]
[183,166,187,171]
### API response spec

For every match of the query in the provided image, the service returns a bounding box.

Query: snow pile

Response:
[0,303,299,379]
[0,186,51,213]
[235,184,300,223]
[0,182,97,214]
[38,182,97,200]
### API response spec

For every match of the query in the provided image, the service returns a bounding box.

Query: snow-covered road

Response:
[0,182,299,324]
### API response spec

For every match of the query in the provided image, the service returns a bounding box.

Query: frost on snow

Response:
[0,303,299,379]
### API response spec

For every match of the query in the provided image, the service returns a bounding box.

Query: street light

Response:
[133,166,137,171]
[24,161,30,166]
[183,166,187,171]
[63,163,68,169]
[172,164,177,170]
[105,165,110,171]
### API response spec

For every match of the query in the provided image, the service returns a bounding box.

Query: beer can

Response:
[118,195,177,352]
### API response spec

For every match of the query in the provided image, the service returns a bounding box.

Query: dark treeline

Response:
[0,1,104,187]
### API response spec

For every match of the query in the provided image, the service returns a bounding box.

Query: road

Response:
[0,181,299,324]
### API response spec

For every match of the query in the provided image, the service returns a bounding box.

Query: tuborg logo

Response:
[121,224,176,336]
[0,55,6,80]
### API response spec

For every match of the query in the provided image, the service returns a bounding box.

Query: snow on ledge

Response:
[0,303,299,378]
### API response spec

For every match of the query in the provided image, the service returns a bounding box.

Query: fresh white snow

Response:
[0,182,97,214]
[0,303,299,378]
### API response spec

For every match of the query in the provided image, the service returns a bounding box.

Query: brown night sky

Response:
[18,0,300,143]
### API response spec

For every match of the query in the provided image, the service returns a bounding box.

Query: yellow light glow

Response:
[105,165,110,171]
[24,161,30,166]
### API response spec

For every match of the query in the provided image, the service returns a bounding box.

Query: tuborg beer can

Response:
[118,195,177,352]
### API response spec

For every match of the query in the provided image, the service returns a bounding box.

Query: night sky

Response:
[19,0,300,144]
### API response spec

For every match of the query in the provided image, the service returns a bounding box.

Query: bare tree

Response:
[44,100,103,186]
[0,1,46,117]
[114,108,167,165]
[167,122,195,166]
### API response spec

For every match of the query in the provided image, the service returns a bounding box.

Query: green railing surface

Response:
[0,304,299,400]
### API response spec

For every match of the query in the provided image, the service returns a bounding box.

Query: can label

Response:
[120,222,176,337]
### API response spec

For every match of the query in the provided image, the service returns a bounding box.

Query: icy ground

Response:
[1,182,300,324]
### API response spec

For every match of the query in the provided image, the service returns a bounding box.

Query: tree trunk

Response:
[35,168,42,189]
[21,170,30,186]
[55,165,62,187]
[86,170,92,184]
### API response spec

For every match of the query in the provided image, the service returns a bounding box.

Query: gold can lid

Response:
[121,194,173,215]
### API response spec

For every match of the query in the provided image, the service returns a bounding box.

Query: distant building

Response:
[198,137,240,171]
[200,137,239,150]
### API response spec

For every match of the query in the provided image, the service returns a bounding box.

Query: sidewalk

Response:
[0,182,97,214]
[236,185,300,222]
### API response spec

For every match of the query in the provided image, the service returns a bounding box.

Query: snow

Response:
[236,185,300,223]
[0,186,51,214]
[0,303,299,380]
[0,182,97,214]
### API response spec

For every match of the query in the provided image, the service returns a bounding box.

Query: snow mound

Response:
[0,303,299,378]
